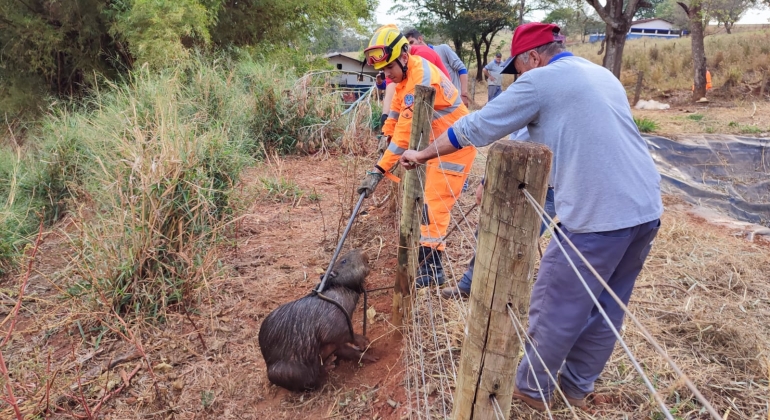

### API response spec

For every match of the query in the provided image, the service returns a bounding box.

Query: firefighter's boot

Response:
[415,246,446,288]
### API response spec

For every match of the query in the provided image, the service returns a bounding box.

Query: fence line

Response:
[521,188,723,420]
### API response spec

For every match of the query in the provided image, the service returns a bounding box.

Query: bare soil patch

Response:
[1,148,768,419]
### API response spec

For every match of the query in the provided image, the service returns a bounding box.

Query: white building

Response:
[589,18,682,43]
[628,18,681,39]
[323,52,378,88]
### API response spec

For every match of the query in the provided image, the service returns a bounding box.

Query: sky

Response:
[374,0,770,27]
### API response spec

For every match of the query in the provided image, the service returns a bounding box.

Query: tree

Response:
[585,0,653,77]
[656,0,691,28]
[634,0,668,18]
[677,0,709,100]
[393,0,517,81]
[710,0,753,33]
[0,0,374,116]
[543,1,603,42]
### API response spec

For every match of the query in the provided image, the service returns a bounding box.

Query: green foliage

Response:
[687,113,705,121]
[634,117,660,132]
[395,0,517,80]
[0,53,371,318]
[739,125,762,134]
[542,2,603,42]
[0,0,374,119]
[110,0,215,67]
[260,177,306,203]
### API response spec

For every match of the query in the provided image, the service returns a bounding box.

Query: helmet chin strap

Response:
[396,54,408,78]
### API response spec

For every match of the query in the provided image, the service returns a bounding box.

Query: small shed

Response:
[628,18,681,39]
[324,52,378,87]
[589,18,681,43]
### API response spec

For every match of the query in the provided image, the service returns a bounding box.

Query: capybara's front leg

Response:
[352,333,370,350]
[335,343,379,363]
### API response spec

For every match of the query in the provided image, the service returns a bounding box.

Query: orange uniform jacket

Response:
[377,54,477,250]
[378,54,470,171]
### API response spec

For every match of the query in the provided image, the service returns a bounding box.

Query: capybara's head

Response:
[326,249,370,293]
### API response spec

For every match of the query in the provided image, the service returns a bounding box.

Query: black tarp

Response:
[644,134,770,228]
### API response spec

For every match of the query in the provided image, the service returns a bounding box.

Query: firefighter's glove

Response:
[376,134,390,156]
[357,170,384,198]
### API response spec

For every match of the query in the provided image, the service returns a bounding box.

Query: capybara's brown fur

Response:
[258,249,376,391]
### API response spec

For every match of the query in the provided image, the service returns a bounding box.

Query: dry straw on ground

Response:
[404,164,769,419]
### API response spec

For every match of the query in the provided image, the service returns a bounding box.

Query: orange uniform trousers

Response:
[378,54,477,251]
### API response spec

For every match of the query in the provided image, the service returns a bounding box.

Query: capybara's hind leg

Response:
[266,361,320,392]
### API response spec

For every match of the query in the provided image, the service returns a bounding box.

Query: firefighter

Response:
[357,25,477,288]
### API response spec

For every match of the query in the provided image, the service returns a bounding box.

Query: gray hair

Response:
[519,41,566,63]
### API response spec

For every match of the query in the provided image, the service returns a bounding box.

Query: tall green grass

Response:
[0,53,371,319]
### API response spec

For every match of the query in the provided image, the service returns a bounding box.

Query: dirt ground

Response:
[1,85,769,419]
[1,144,769,419]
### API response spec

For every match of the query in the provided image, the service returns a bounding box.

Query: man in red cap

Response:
[399,22,663,412]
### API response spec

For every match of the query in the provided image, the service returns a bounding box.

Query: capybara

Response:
[258,249,377,391]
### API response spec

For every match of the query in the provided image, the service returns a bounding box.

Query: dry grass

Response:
[405,152,770,418]
[569,29,770,97]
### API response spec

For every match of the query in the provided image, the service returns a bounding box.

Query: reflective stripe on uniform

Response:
[389,110,400,119]
[420,58,432,87]
[419,235,444,244]
[437,161,465,173]
[433,90,463,120]
[387,142,406,155]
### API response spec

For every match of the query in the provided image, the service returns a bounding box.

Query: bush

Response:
[0,53,374,319]
[634,117,659,133]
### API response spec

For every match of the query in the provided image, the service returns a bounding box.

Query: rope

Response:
[521,188,677,420]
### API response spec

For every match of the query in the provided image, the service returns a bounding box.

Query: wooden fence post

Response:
[452,141,552,420]
[633,71,644,107]
[391,85,436,327]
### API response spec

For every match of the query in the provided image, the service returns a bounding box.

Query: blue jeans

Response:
[487,85,502,102]
[459,188,555,292]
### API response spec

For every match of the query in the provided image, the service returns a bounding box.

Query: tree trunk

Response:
[679,1,707,101]
[473,38,484,81]
[481,37,492,72]
[602,23,629,78]
[690,17,707,100]
[453,37,464,62]
[725,21,733,34]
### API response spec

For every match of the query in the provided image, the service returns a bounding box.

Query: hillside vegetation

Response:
[0,54,374,316]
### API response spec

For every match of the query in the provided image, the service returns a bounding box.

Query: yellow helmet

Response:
[364,24,409,70]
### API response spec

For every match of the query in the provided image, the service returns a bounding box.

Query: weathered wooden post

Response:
[633,71,644,106]
[452,141,552,420]
[392,84,435,327]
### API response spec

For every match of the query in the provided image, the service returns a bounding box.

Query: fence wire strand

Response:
[522,187,723,420]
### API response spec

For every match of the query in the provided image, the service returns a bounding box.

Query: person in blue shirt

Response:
[483,52,506,102]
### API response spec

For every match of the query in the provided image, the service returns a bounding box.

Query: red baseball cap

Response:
[502,23,564,74]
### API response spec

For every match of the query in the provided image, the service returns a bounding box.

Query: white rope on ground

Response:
[521,188,724,420]
[507,304,581,419]
[490,395,507,420]
[521,188,677,420]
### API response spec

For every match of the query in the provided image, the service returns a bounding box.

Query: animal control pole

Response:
[452,141,551,420]
[392,84,435,327]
